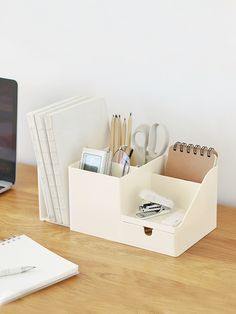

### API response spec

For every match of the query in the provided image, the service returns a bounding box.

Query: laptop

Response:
[0,78,17,193]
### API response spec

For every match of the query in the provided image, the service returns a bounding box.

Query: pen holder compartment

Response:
[68,160,138,240]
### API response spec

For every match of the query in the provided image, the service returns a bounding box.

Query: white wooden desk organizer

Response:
[69,153,218,257]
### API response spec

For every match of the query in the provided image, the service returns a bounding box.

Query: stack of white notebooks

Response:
[27,96,109,226]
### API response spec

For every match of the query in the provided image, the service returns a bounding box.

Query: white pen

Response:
[0,266,36,277]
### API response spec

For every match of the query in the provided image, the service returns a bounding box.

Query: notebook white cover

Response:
[27,96,79,222]
[0,235,79,305]
[44,97,109,226]
[27,114,55,221]
[35,96,90,224]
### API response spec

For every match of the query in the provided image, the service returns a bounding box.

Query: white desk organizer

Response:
[69,155,217,257]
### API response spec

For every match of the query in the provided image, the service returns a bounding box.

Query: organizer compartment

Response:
[69,162,121,240]
[69,155,217,257]
[69,156,165,241]
[121,173,200,229]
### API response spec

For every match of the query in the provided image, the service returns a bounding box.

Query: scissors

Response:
[132,123,169,166]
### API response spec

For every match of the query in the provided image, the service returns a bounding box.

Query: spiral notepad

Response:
[0,235,79,305]
[165,142,218,183]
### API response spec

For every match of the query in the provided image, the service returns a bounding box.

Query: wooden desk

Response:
[0,164,235,314]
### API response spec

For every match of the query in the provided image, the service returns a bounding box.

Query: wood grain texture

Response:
[0,164,235,314]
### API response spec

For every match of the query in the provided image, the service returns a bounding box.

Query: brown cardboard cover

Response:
[165,143,217,183]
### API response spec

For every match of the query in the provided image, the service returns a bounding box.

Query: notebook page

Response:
[0,235,78,304]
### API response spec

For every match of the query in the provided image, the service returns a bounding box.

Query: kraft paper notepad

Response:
[165,142,218,183]
[0,235,79,305]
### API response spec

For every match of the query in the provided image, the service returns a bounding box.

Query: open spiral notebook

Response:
[0,235,79,305]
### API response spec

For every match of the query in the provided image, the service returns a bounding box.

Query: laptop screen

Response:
[0,78,17,184]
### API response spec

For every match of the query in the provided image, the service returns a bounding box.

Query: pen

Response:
[0,266,36,277]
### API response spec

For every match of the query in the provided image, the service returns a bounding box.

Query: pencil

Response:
[118,115,122,147]
[110,115,115,154]
[126,112,132,150]
[121,118,126,146]
[114,115,119,153]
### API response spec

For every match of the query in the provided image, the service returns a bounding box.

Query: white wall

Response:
[0,0,235,206]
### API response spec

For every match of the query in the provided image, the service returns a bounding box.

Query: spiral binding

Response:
[0,235,21,245]
[173,142,217,157]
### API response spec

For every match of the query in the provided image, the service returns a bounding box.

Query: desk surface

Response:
[0,164,235,314]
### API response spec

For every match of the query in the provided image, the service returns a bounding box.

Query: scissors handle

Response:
[148,123,169,161]
[132,124,149,166]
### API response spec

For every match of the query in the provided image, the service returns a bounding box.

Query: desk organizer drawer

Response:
[120,221,175,256]
[69,155,217,257]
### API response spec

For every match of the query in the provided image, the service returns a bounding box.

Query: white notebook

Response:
[0,235,79,305]
[34,96,89,224]
[44,97,109,226]
[27,96,80,222]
